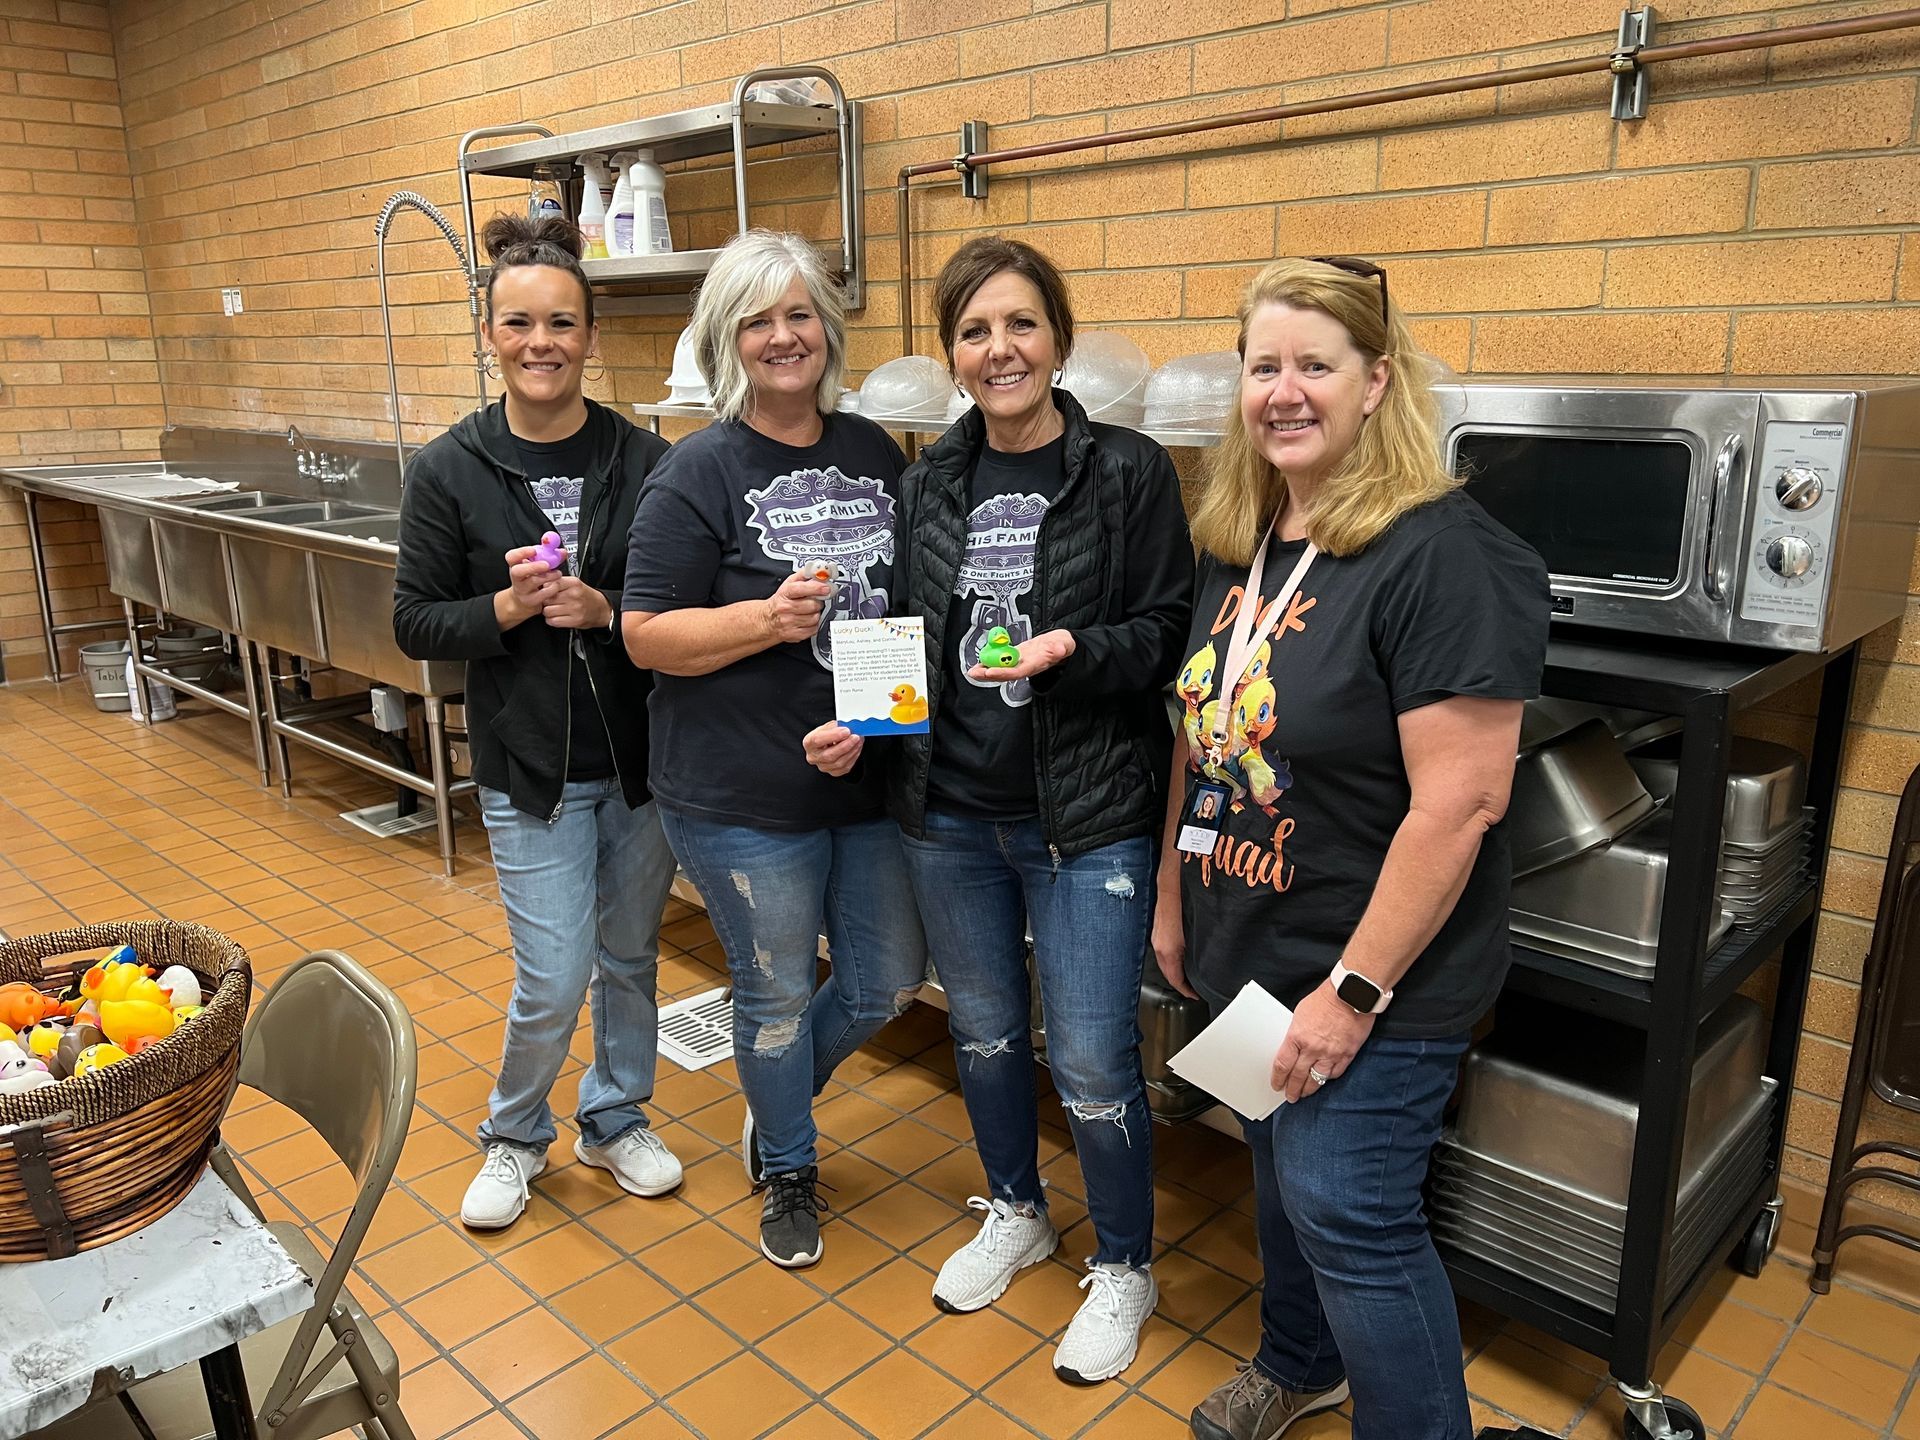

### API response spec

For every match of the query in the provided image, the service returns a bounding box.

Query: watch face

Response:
[1336,972,1381,1013]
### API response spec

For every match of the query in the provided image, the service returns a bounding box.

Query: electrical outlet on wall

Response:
[219,287,245,315]
[219,288,234,317]
[230,288,244,313]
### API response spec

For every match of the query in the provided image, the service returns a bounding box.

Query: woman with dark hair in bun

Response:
[394,213,683,1232]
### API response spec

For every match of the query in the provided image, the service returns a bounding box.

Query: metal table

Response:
[1440,633,1855,1440]
[0,1167,311,1439]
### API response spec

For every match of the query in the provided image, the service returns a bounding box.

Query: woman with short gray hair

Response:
[622,230,926,1271]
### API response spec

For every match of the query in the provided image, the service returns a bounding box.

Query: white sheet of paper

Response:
[1166,980,1295,1120]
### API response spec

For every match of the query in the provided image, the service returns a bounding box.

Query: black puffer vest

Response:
[888,389,1195,858]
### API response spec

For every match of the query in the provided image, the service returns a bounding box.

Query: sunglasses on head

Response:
[1308,255,1389,325]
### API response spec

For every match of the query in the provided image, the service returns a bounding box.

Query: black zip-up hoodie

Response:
[393,398,668,819]
[889,389,1195,857]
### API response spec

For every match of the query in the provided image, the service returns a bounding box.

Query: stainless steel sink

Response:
[98,509,161,609]
[176,491,293,511]
[245,500,392,526]
[306,514,403,545]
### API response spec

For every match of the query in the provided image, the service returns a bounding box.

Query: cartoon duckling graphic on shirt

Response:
[1176,641,1218,763]
[1230,677,1292,816]
[889,684,930,726]
[1229,639,1271,716]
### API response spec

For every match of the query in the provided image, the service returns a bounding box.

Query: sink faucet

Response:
[295,448,360,485]
[375,191,479,482]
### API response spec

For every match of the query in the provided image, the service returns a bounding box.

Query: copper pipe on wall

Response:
[893,6,1920,358]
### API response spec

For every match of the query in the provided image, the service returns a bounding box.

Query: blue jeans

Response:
[657,809,928,1175]
[475,780,677,1153]
[899,812,1155,1268]
[1241,1029,1472,1440]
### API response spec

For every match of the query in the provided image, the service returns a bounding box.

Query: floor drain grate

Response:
[339,801,440,838]
[658,986,734,1071]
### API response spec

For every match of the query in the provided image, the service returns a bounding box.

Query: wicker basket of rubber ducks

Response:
[0,921,250,1260]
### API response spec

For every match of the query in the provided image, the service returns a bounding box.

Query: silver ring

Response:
[1308,1067,1331,1085]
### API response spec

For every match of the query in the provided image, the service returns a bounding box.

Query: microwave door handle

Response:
[1703,434,1742,602]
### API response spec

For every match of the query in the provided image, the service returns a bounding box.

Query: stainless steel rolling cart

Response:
[1440,635,1856,1440]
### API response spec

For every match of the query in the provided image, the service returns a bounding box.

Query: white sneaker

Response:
[461,1142,546,1230]
[933,1196,1059,1314]
[574,1127,683,1197]
[1053,1262,1158,1384]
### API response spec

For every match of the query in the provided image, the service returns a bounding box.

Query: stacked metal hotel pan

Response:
[1505,708,1813,979]
[1432,998,1778,1310]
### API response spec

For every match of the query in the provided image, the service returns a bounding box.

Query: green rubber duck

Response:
[976,627,1021,669]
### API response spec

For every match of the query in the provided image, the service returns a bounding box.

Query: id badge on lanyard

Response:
[1207,533,1317,766]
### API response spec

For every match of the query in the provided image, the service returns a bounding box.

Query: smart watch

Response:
[1329,961,1393,1015]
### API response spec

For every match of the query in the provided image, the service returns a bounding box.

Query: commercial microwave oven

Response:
[1437,379,1920,653]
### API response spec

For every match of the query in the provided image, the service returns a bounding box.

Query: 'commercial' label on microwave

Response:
[1550,594,1575,616]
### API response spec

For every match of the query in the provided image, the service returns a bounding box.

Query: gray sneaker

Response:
[760,1165,825,1268]
[1191,1363,1349,1439]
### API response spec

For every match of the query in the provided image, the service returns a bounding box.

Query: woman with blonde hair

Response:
[1155,257,1547,1440]
[623,231,926,1270]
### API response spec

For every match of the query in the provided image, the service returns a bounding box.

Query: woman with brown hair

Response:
[1158,257,1548,1440]
[805,236,1193,1384]
[394,214,682,1233]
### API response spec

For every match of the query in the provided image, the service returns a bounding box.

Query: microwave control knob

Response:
[1765,533,1815,579]
[1775,466,1823,510]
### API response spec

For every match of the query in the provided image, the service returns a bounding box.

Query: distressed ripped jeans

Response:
[900,811,1155,1267]
[476,781,677,1153]
[658,809,928,1175]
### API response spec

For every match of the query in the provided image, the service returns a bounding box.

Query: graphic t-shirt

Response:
[925,435,1067,820]
[622,414,908,830]
[515,423,612,782]
[1175,491,1549,1038]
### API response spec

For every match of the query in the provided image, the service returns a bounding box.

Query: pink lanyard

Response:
[1208,531,1318,763]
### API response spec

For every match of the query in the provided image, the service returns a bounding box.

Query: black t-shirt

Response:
[622,414,908,830]
[515,422,613,783]
[925,435,1068,821]
[1176,491,1549,1037]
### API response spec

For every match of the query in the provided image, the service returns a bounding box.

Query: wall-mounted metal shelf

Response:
[461,102,842,178]
[457,66,863,340]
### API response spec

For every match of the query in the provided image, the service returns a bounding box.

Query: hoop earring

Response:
[482,351,500,380]
[584,356,606,383]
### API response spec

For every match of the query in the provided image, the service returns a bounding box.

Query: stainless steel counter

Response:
[0,457,472,875]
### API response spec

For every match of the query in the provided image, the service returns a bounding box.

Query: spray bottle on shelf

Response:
[605,152,636,259]
[577,155,610,260]
[627,149,672,256]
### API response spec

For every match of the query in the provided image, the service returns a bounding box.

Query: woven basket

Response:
[0,921,250,1260]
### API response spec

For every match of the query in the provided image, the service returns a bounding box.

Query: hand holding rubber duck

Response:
[967,627,1077,683]
[765,565,834,645]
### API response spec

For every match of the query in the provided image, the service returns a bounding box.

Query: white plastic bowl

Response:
[1144,350,1242,430]
[1061,331,1150,427]
[856,355,960,419]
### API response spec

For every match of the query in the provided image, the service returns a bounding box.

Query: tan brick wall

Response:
[0,0,157,679]
[64,0,1920,1209]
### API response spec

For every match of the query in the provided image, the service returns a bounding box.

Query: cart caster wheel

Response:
[1736,1200,1782,1278]
[1624,1397,1706,1440]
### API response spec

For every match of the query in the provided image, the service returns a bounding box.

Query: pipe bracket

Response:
[1611,6,1654,120]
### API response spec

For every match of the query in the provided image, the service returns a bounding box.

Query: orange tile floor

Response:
[4,676,1920,1440]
